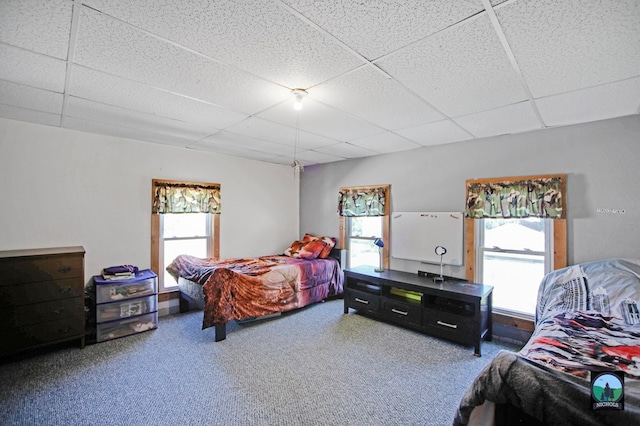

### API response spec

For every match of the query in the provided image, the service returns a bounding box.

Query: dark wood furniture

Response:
[344,265,493,356]
[0,246,86,357]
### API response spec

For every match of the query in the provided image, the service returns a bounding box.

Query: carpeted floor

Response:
[0,299,520,425]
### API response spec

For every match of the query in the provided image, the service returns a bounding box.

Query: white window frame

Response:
[475,218,554,317]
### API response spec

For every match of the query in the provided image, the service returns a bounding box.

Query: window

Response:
[476,218,553,316]
[346,216,383,269]
[337,184,390,270]
[160,213,211,291]
[151,179,220,293]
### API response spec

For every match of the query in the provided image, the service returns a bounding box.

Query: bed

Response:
[166,234,344,342]
[454,258,640,425]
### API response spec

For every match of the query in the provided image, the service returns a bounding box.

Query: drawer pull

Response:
[58,286,72,293]
[437,320,458,329]
[58,266,72,274]
[52,308,65,315]
[391,308,408,316]
[354,298,369,305]
[58,327,71,334]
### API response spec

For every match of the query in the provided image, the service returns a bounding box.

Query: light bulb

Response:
[293,98,303,111]
[291,89,307,111]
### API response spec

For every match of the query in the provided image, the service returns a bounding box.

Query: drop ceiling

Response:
[1,0,639,167]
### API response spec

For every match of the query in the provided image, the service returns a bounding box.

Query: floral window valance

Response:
[152,180,221,214]
[337,185,388,217]
[465,174,565,219]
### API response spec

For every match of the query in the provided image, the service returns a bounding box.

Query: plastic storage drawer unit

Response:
[94,269,157,304]
[96,312,158,342]
[96,294,158,323]
[94,269,158,343]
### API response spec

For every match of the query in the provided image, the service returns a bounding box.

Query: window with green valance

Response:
[465,174,565,219]
[337,186,387,217]
[152,180,221,214]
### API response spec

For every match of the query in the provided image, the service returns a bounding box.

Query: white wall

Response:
[0,118,299,285]
[300,115,640,279]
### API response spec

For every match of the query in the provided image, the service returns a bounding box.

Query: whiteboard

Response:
[391,212,464,266]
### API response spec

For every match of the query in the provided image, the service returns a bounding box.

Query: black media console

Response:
[343,265,493,356]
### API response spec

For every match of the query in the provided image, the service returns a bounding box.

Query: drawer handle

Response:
[354,298,369,305]
[391,308,408,316]
[437,320,458,329]
[58,266,72,274]
[59,286,72,293]
[53,308,65,315]
[58,327,71,334]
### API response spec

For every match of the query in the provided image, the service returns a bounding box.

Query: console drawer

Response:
[425,308,474,344]
[382,299,422,326]
[347,289,380,314]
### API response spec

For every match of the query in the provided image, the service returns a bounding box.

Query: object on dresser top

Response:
[101,264,139,280]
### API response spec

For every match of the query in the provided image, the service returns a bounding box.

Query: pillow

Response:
[302,233,337,259]
[284,239,325,260]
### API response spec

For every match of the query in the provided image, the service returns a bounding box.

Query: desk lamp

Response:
[374,238,385,272]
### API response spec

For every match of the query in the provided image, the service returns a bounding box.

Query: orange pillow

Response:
[303,233,337,259]
[284,239,325,260]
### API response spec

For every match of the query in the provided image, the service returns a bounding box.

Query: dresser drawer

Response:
[382,299,422,326]
[0,278,83,306]
[346,289,380,314]
[424,308,475,344]
[0,297,83,327]
[0,254,84,286]
[0,315,84,354]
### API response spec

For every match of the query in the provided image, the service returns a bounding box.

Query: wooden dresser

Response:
[0,246,86,357]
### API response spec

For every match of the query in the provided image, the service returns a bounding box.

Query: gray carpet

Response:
[0,299,519,425]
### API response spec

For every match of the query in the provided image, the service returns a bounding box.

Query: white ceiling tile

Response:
[0,44,67,92]
[224,116,339,150]
[0,80,63,114]
[187,141,282,162]
[377,14,528,117]
[312,66,444,130]
[74,7,288,115]
[0,104,61,127]
[82,0,362,88]
[455,101,542,138]
[294,149,345,165]
[64,116,198,147]
[69,66,247,129]
[349,131,422,154]
[283,0,482,60]
[396,119,474,146]
[257,98,383,142]
[497,0,640,98]
[536,77,640,127]
[0,0,72,60]
[313,142,378,159]
[201,131,293,157]
[65,97,214,140]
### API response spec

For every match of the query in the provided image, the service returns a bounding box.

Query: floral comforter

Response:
[167,254,343,329]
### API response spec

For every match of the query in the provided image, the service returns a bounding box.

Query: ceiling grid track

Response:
[61,0,83,128]
[481,0,546,129]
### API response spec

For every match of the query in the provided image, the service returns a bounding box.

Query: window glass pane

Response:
[163,239,207,288]
[349,239,380,269]
[483,218,544,251]
[349,217,382,237]
[163,213,207,238]
[482,251,544,316]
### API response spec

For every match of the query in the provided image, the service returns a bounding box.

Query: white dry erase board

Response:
[391,212,464,266]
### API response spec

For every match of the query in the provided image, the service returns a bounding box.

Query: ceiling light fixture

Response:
[291,88,307,111]
[290,89,307,177]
